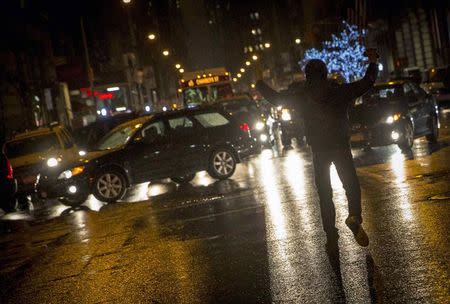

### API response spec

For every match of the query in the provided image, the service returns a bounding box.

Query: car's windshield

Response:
[360,85,404,105]
[96,124,139,150]
[5,133,60,158]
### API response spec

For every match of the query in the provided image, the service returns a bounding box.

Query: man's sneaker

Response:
[345,216,369,247]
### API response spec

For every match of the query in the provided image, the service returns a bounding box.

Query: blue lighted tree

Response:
[301,22,367,82]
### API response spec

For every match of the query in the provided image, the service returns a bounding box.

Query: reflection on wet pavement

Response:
[0,113,449,303]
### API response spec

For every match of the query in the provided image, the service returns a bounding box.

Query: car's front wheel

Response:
[425,115,439,143]
[207,149,236,180]
[93,170,127,203]
[171,173,196,184]
[398,121,414,151]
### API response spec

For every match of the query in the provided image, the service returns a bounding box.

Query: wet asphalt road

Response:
[1,112,450,303]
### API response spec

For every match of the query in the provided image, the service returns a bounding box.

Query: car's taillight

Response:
[239,123,250,132]
[6,159,13,179]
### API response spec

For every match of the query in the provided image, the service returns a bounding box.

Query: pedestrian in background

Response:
[256,49,379,248]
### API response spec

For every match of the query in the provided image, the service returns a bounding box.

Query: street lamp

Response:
[162,50,170,56]
[295,38,301,44]
[245,61,251,66]
[148,33,156,40]
[251,83,255,88]
[122,0,131,3]
[233,78,238,82]
[175,63,181,69]
[179,68,185,73]
[264,42,271,48]
[252,55,258,61]
[237,73,242,78]
[240,68,245,73]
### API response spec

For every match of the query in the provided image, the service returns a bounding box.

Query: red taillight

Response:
[6,159,13,179]
[239,123,250,132]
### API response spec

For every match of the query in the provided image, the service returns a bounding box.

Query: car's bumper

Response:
[236,137,261,160]
[37,173,90,200]
[350,123,404,147]
[0,178,17,199]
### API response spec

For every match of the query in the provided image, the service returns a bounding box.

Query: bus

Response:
[179,67,234,108]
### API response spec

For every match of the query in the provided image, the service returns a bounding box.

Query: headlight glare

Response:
[58,166,85,180]
[255,121,265,130]
[386,113,401,124]
[47,157,58,167]
[281,109,292,121]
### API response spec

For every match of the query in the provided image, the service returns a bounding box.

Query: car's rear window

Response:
[194,112,230,128]
[5,133,60,158]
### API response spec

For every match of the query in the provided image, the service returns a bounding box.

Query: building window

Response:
[254,12,259,19]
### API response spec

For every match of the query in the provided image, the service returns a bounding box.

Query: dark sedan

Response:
[216,96,271,148]
[37,106,259,206]
[349,80,439,151]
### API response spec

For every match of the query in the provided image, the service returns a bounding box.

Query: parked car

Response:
[0,145,17,213]
[4,125,80,206]
[37,106,260,206]
[216,96,271,148]
[349,80,439,151]
[73,112,138,150]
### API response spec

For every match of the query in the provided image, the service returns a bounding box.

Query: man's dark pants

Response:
[312,147,361,235]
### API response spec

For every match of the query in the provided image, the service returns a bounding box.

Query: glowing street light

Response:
[233,78,238,82]
[252,54,258,61]
[122,0,131,3]
[237,73,242,78]
[251,83,255,88]
[148,33,156,40]
[175,63,181,69]
[179,68,185,73]
[162,50,170,56]
[295,38,301,44]
[240,68,245,73]
[264,42,271,48]
[245,61,251,66]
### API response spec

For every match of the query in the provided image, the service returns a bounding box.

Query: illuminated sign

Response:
[181,75,230,88]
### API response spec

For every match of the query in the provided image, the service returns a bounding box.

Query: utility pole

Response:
[80,16,95,109]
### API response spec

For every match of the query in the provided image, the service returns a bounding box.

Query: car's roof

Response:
[114,115,154,129]
[9,125,63,141]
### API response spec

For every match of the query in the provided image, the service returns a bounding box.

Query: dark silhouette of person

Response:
[256,49,379,247]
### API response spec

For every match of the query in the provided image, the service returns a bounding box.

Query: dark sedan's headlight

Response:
[281,109,292,121]
[58,166,85,180]
[385,113,401,124]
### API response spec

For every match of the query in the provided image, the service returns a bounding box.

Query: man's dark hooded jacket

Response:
[256,63,378,152]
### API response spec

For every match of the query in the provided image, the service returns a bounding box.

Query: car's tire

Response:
[171,173,196,184]
[92,169,127,203]
[281,136,292,147]
[16,194,30,211]
[398,121,414,151]
[58,192,89,207]
[1,196,17,213]
[425,115,439,143]
[207,149,237,180]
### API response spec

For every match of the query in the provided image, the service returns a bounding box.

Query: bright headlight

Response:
[255,121,265,130]
[281,109,292,121]
[385,113,401,124]
[47,158,58,167]
[58,166,85,180]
